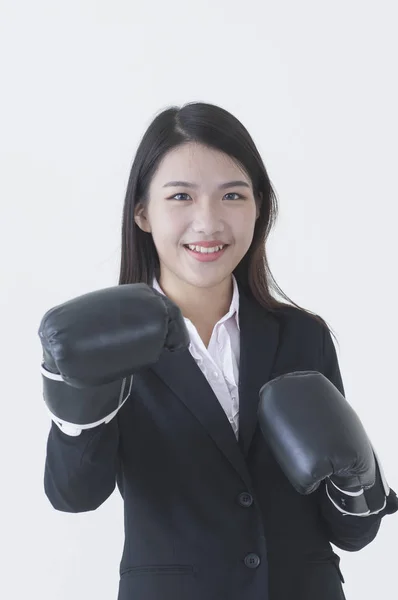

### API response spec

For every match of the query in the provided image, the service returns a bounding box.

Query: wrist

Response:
[41,364,133,436]
[326,451,390,517]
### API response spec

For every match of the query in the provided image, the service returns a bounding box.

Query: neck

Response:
[159,275,233,326]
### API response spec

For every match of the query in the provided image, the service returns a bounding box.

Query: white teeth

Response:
[187,244,225,254]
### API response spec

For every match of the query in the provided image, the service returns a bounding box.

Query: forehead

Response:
[151,142,249,184]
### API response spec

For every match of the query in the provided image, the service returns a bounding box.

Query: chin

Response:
[183,272,233,288]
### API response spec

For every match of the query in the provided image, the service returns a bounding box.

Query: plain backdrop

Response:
[1,1,397,599]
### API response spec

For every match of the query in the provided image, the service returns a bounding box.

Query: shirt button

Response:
[237,492,253,508]
[244,553,261,569]
[213,371,219,378]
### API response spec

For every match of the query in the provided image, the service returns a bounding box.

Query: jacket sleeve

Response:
[317,324,398,551]
[44,416,120,513]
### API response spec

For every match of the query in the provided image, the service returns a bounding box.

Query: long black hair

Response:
[118,101,334,337]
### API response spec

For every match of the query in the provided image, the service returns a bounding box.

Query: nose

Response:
[190,200,225,235]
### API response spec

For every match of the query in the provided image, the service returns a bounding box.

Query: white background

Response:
[1,1,397,598]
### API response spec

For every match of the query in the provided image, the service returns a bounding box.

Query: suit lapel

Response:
[150,283,280,486]
[237,288,280,457]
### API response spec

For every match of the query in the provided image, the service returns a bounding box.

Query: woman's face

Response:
[134,142,259,293]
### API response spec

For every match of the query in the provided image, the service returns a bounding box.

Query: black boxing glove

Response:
[257,371,397,517]
[38,283,190,436]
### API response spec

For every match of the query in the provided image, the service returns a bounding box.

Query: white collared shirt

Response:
[152,275,241,439]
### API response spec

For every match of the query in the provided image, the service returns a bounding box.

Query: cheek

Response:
[234,210,257,239]
[151,214,185,249]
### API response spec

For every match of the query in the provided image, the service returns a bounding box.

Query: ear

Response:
[134,202,152,233]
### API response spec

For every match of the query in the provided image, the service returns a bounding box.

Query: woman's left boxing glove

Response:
[257,371,398,517]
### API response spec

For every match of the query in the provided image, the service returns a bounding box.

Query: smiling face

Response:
[134,141,259,304]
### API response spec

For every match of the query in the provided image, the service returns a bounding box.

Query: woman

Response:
[40,102,397,600]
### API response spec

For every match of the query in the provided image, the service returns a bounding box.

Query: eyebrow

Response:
[162,180,251,189]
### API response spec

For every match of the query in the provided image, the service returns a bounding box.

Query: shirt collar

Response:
[151,274,240,331]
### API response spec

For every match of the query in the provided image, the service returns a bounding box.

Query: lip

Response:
[184,244,228,262]
[183,241,228,248]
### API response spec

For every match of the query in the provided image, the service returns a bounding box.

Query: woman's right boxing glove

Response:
[38,283,190,436]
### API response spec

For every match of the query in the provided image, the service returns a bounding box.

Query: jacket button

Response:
[238,492,253,507]
[244,553,261,569]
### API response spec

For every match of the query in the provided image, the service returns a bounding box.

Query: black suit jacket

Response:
[44,283,398,600]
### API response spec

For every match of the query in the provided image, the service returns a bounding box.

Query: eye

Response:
[169,193,191,201]
[224,192,244,200]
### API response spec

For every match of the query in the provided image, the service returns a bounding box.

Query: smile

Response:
[183,244,229,262]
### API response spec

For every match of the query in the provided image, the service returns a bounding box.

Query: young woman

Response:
[40,102,397,600]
